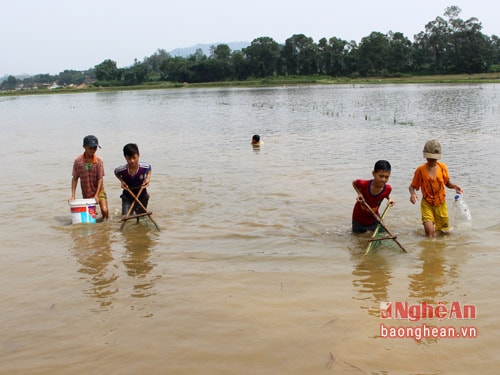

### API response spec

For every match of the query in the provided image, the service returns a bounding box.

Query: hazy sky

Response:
[1,0,498,76]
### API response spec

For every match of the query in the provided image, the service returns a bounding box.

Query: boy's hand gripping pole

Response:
[353,185,407,253]
[120,185,161,231]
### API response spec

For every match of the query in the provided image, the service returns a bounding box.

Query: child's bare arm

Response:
[409,184,418,204]
[70,177,78,200]
[142,170,152,187]
[446,180,463,194]
[114,171,128,189]
[352,180,364,202]
[387,195,396,206]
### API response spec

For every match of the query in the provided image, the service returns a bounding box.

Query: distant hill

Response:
[1,74,31,83]
[169,41,250,57]
[1,43,251,81]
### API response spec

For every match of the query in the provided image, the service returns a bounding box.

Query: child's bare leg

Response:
[424,221,435,237]
[99,198,109,220]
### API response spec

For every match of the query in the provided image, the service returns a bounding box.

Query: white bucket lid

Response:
[69,198,97,206]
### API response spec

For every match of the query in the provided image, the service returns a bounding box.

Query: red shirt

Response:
[72,153,105,198]
[352,179,392,226]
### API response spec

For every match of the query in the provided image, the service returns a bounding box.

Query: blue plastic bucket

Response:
[69,199,97,224]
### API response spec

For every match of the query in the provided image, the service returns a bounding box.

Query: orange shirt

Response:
[410,161,449,206]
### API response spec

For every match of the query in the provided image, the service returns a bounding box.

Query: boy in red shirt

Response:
[70,135,109,220]
[352,160,395,233]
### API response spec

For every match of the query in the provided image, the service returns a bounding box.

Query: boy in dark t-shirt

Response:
[114,143,152,216]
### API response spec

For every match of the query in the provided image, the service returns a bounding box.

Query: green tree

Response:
[414,7,459,73]
[210,44,231,60]
[417,15,451,73]
[446,6,492,73]
[123,61,150,86]
[243,37,281,78]
[231,50,252,80]
[1,75,18,90]
[32,74,55,84]
[343,41,360,76]
[386,32,413,73]
[491,35,500,65]
[209,44,232,81]
[17,74,55,89]
[159,56,192,82]
[282,34,318,75]
[94,59,121,82]
[317,37,349,76]
[357,32,390,76]
[186,49,209,82]
[414,6,493,74]
[58,70,85,86]
[144,49,171,72]
[411,31,434,73]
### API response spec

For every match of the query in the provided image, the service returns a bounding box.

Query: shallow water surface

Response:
[1,84,500,374]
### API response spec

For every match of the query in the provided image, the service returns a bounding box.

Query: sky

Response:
[1,0,498,76]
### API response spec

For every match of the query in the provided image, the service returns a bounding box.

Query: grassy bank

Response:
[2,73,500,96]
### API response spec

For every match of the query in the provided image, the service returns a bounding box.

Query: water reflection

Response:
[408,240,458,303]
[69,224,118,311]
[122,223,158,299]
[352,251,393,317]
[352,236,462,321]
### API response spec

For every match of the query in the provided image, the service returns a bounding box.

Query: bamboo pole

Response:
[353,185,407,253]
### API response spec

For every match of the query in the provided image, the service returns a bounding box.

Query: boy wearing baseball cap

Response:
[409,140,463,237]
[69,135,109,220]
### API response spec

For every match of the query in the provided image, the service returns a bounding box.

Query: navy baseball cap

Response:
[83,135,100,148]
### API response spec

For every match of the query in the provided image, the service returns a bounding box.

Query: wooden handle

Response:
[122,185,161,231]
[354,185,407,253]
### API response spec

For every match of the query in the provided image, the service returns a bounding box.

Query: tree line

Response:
[2,6,500,91]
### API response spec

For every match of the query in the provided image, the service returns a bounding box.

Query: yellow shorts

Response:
[421,199,450,231]
[98,189,107,200]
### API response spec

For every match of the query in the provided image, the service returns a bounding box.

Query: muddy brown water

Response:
[1,84,499,374]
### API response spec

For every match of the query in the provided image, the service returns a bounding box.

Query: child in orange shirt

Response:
[409,140,463,237]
